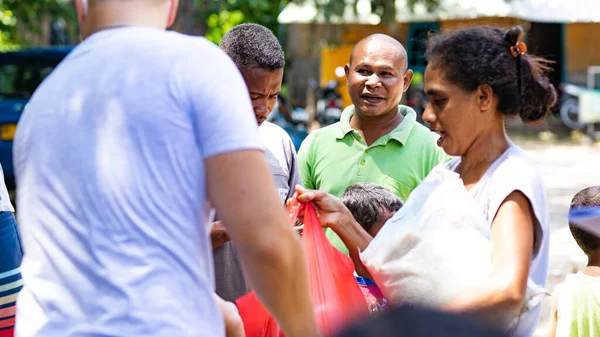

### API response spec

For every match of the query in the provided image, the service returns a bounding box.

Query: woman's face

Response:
[422,65,488,157]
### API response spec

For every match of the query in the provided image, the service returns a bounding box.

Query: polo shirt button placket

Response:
[361,147,373,166]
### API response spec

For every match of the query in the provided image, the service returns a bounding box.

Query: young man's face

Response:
[240,66,283,126]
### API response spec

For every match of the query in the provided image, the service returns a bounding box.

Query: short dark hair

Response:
[341,183,402,233]
[219,23,285,71]
[425,26,557,124]
[569,186,600,255]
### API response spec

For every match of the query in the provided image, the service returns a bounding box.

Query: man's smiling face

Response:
[345,37,412,118]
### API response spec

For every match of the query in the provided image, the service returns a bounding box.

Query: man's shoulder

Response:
[260,122,295,147]
[260,121,291,138]
[299,122,344,154]
[141,29,216,51]
[305,122,343,142]
[127,29,228,65]
[164,33,227,61]
[406,119,437,144]
[403,119,446,159]
[71,28,228,72]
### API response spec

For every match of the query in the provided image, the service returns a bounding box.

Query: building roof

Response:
[278,0,600,24]
[278,0,381,24]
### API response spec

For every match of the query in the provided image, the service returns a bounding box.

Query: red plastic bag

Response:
[289,198,369,336]
[236,198,368,337]
[236,291,284,337]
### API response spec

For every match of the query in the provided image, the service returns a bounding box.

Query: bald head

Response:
[344,33,414,118]
[76,0,176,39]
[349,34,408,70]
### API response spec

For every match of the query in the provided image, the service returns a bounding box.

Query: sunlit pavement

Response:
[513,136,600,335]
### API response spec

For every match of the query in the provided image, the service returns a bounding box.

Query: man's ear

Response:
[477,84,494,112]
[344,64,350,86]
[403,69,414,93]
[166,0,179,28]
[74,0,87,26]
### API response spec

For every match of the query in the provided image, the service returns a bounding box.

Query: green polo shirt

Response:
[298,105,450,254]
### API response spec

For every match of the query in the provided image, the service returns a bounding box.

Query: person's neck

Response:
[583,251,600,276]
[82,4,167,39]
[458,123,509,189]
[350,106,403,146]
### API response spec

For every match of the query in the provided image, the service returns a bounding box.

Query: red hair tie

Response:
[510,41,527,58]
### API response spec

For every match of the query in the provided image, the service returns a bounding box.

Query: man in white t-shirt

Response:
[212,23,303,302]
[12,1,318,337]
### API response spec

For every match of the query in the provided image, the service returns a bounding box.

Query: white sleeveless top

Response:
[446,145,550,337]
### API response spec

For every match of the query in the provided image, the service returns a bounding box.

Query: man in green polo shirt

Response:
[298,34,449,254]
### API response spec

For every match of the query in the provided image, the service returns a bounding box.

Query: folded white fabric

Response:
[360,166,547,330]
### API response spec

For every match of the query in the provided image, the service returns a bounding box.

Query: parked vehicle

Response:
[558,66,600,140]
[316,80,344,127]
[559,83,587,130]
[0,47,73,187]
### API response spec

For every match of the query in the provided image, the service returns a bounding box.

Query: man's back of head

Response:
[75,0,177,39]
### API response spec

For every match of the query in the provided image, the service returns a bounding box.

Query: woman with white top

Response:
[294,25,556,337]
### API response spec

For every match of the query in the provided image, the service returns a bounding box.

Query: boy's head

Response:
[341,183,402,237]
[219,23,285,126]
[569,186,600,256]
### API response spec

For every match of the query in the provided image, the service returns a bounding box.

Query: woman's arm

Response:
[443,190,535,317]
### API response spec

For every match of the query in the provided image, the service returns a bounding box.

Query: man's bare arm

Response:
[206,150,319,337]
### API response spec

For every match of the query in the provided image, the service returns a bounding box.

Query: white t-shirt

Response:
[446,145,550,337]
[0,164,14,212]
[13,27,262,337]
[258,121,302,203]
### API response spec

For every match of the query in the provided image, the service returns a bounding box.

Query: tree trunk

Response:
[171,0,207,36]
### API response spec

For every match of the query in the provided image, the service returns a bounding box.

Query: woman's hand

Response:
[290,185,374,268]
[292,185,356,231]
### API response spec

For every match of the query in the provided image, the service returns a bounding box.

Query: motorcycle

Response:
[557,66,600,141]
[559,82,600,140]
[316,80,344,127]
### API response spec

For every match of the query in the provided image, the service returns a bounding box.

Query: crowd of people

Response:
[0,0,597,337]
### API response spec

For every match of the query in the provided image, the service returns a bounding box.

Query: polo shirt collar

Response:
[335,105,417,146]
